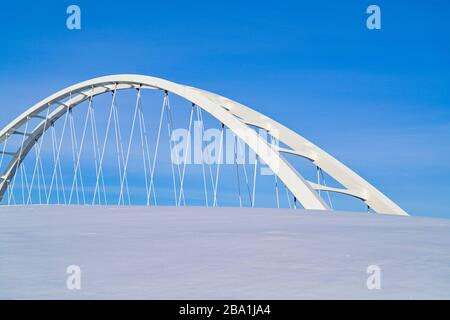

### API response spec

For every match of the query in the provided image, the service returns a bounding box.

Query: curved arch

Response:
[0,74,408,216]
[192,88,408,215]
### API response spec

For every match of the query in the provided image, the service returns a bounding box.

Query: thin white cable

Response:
[148,93,168,206]
[252,155,258,208]
[0,136,8,205]
[68,110,80,204]
[89,103,101,204]
[8,174,17,205]
[177,105,194,206]
[0,135,8,170]
[69,108,86,205]
[198,107,215,205]
[112,90,131,205]
[50,125,60,204]
[34,147,42,204]
[51,116,68,205]
[196,106,209,207]
[319,167,334,209]
[8,120,29,205]
[26,108,51,205]
[316,166,322,197]
[111,90,125,205]
[90,104,107,205]
[7,179,16,205]
[119,88,141,205]
[22,163,31,204]
[236,137,252,206]
[273,170,280,208]
[234,139,242,207]
[37,143,48,202]
[285,184,292,208]
[165,96,179,205]
[166,94,186,205]
[137,98,150,206]
[139,104,157,206]
[46,107,69,204]
[93,87,117,205]
[213,124,224,207]
[271,135,280,208]
[6,180,12,205]
[69,102,91,205]
[20,164,25,204]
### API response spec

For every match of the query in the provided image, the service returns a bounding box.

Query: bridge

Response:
[0,74,408,215]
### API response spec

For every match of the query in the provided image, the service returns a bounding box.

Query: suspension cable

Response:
[68,109,80,204]
[285,184,292,208]
[236,137,252,206]
[23,163,31,204]
[164,93,179,205]
[316,166,322,198]
[111,88,131,205]
[136,90,151,206]
[166,93,186,205]
[7,179,16,205]
[177,104,194,206]
[252,154,258,208]
[140,109,157,205]
[234,138,242,207]
[89,96,107,205]
[46,105,69,205]
[68,99,91,205]
[213,123,225,207]
[37,143,48,202]
[148,91,167,206]
[6,179,13,205]
[0,134,8,170]
[20,163,28,204]
[319,167,334,209]
[26,107,51,205]
[119,87,141,205]
[271,134,280,208]
[8,120,29,205]
[196,106,215,207]
[196,106,209,207]
[72,107,87,205]
[0,136,8,204]
[34,147,42,204]
[50,124,60,204]
[93,86,117,205]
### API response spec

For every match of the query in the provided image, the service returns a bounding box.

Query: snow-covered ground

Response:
[0,205,449,299]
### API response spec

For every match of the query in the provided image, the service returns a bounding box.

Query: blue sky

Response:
[0,1,449,217]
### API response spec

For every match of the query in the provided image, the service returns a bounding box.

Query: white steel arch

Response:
[0,74,408,215]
